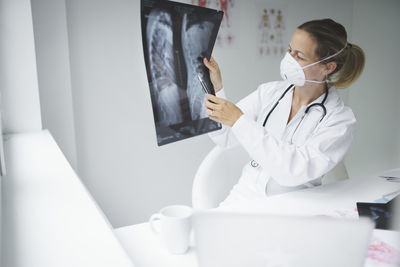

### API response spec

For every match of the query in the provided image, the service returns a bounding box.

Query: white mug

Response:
[149,205,193,254]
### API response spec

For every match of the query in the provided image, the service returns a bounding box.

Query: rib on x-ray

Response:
[141,0,223,146]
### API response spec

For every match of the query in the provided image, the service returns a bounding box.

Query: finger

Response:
[208,114,222,123]
[203,58,215,72]
[205,93,223,103]
[209,56,218,67]
[206,107,220,118]
[206,108,214,116]
[205,100,220,110]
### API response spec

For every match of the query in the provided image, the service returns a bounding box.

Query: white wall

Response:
[0,0,42,133]
[345,0,400,177]
[32,0,400,227]
[31,0,78,170]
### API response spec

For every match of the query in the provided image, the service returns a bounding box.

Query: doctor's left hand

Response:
[205,94,243,127]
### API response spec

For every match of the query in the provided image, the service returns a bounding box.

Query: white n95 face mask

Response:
[280,44,347,86]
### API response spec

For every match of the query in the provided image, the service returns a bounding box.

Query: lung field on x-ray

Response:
[147,9,186,127]
[181,13,214,121]
[147,9,215,127]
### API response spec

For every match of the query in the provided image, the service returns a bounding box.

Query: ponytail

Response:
[331,43,365,88]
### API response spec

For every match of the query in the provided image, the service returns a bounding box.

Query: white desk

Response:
[219,174,400,217]
[115,175,400,267]
[1,130,134,267]
[115,222,198,267]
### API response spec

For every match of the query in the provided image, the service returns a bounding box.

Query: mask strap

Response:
[302,43,348,69]
[305,79,326,84]
[305,74,329,84]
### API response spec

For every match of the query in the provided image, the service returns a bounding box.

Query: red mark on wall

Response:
[217,0,234,28]
[192,0,208,7]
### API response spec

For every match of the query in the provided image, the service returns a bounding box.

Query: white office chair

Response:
[192,145,349,209]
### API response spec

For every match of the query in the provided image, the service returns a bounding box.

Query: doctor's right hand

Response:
[203,57,223,93]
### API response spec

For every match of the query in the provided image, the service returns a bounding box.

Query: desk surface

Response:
[116,222,198,267]
[115,175,400,267]
[220,175,400,217]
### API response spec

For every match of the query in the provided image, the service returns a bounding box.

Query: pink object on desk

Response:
[367,236,400,265]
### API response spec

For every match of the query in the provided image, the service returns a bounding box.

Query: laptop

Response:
[193,210,374,267]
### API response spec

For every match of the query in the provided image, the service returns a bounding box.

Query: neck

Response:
[293,83,327,106]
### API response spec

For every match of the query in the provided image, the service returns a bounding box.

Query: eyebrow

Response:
[289,44,308,58]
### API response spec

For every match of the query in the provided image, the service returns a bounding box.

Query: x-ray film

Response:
[141,0,223,146]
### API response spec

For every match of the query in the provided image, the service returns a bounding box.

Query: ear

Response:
[325,61,337,76]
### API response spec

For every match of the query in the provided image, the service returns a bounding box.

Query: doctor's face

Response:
[288,29,327,82]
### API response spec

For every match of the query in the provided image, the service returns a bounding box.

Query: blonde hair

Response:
[298,19,365,89]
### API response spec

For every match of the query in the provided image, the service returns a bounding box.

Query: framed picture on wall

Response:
[141,0,223,146]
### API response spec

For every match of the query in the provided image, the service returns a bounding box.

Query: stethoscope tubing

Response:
[262,84,294,127]
[262,84,329,142]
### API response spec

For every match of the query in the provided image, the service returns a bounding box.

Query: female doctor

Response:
[203,19,365,206]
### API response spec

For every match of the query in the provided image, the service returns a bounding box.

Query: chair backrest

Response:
[192,146,349,209]
[192,146,250,209]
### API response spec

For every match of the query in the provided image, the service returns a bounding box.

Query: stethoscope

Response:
[250,84,328,168]
[263,84,328,127]
[264,84,328,143]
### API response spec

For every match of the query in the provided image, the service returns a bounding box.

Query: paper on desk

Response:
[374,169,400,202]
[379,168,400,181]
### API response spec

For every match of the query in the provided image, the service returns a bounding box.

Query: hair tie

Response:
[347,43,353,48]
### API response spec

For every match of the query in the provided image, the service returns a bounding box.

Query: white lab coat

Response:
[208,80,357,206]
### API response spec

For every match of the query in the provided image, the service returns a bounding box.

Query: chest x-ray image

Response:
[141,0,223,146]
